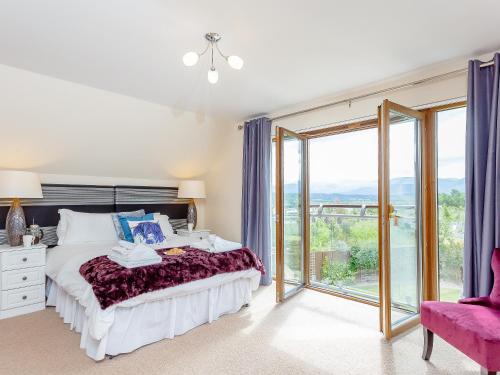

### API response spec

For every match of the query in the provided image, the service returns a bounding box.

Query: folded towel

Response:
[108,254,162,268]
[110,242,161,263]
[212,236,242,252]
[111,246,130,256]
[111,249,159,261]
[118,240,136,250]
[191,235,242,253]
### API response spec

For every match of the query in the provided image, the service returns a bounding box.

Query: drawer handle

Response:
[22,295,27,300]
[22,276,27,281]
[22,257,28,262]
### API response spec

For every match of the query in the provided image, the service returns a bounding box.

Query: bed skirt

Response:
[46,277,254,360]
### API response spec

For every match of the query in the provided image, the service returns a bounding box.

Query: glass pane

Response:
[437,107,466,302]
[309,129,379,302]
[283,132,304,295]
[271,142,276,277]
[389,111,420,326]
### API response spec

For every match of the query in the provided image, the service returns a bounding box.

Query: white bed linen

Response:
[47,276,254,360]
[46,236,261,356]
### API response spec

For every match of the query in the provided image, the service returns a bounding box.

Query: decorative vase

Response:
[6,198,26,246]
[187,199,197,229]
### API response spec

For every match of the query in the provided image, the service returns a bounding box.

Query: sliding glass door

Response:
[379,100,423,339]
[275,127,308,302]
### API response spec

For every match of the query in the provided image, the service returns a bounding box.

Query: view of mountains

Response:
[283,177,465,204]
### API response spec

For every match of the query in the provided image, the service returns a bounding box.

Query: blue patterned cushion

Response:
[129,221,165,245]
[119,213,153,242]
[111,209,145,240]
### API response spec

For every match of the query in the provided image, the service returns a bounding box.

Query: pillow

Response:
[119,213,154,242]
[57,209,118,245]
[128,220,165,245]
[153,213,175,237]
[111,209,145,239]
[56,210,69,245]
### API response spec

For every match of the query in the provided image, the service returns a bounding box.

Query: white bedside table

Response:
[0,243,46,319]
[177,229,211,241]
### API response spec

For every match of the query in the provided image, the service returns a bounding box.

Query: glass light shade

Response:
[207,68,219,84]
[227,55,244,70]
[182,51,199,66]
[177,180,206,199]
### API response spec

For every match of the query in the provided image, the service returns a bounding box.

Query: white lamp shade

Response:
[227,55,244,70]
[207,68,219,84]
[178,180,206,199]
[182,51,199,67]
[0,170,43,199]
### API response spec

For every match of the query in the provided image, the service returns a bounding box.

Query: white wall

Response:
[0,64,233,228]
[204,127,243,241]
[206,51,498,241]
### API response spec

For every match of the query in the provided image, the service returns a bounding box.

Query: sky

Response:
[274,106,466,186]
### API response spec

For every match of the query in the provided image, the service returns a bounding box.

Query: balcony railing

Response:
[273,202,418,305]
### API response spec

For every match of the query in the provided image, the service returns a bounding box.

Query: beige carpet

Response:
[0,285,479,375]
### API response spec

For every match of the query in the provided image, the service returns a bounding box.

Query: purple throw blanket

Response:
[79,247,265,310]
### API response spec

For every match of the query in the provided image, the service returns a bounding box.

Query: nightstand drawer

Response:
[0,248,45,271]
[1,267,45,290]
[1,284,45,310]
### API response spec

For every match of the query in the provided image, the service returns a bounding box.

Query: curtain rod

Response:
[238,58,495,129]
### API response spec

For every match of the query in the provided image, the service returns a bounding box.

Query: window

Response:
[309,128,379,301]
[436,107,466,302]
[271,102,467,310]
[271,141,276,276]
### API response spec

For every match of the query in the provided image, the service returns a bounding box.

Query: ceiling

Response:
[1,0,499,119]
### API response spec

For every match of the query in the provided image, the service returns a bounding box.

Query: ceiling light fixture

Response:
[183,32,244,84]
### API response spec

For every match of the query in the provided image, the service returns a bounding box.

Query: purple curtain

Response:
[242,117,272,285]
[464,53,500,297]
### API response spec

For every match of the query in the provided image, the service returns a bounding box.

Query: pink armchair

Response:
[420,248,500,375]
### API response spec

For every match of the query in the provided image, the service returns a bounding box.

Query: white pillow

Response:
[57,209,118,245]
[153,213,175,237]
[56,210,69,245]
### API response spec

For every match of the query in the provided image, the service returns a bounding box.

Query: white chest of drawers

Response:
[0,244,46,319]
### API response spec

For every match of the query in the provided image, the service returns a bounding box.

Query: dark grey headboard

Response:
[0,184,189,246]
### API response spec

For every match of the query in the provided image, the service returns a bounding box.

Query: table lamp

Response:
[177,180,206,231]
[0,171,43,246]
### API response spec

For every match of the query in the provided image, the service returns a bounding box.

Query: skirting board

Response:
[0,302,45,320]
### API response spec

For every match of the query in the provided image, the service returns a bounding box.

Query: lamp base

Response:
[6,198,26,247]
[187,199,197,230]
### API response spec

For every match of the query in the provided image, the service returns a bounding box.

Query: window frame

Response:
[271,100,467,306]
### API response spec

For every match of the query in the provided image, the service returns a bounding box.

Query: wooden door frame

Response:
[274,100,466,309]
[378,99,424,339]
[421,101,466,301]
[275,126,309,302]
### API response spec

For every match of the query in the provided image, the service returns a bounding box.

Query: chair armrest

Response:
[458,296,492,307]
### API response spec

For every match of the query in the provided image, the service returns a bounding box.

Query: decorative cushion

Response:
[111,209,145,240]
[119,213,154,242]
[154,213,174,237]
[128,220,165,245]
[421,301,500,370]
[57,209,118,245]
[490,248,500,308]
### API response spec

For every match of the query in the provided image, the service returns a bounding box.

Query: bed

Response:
[0,184,264,360]
[45,237,261,360]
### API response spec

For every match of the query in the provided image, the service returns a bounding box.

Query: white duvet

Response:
[46,235,261,341]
